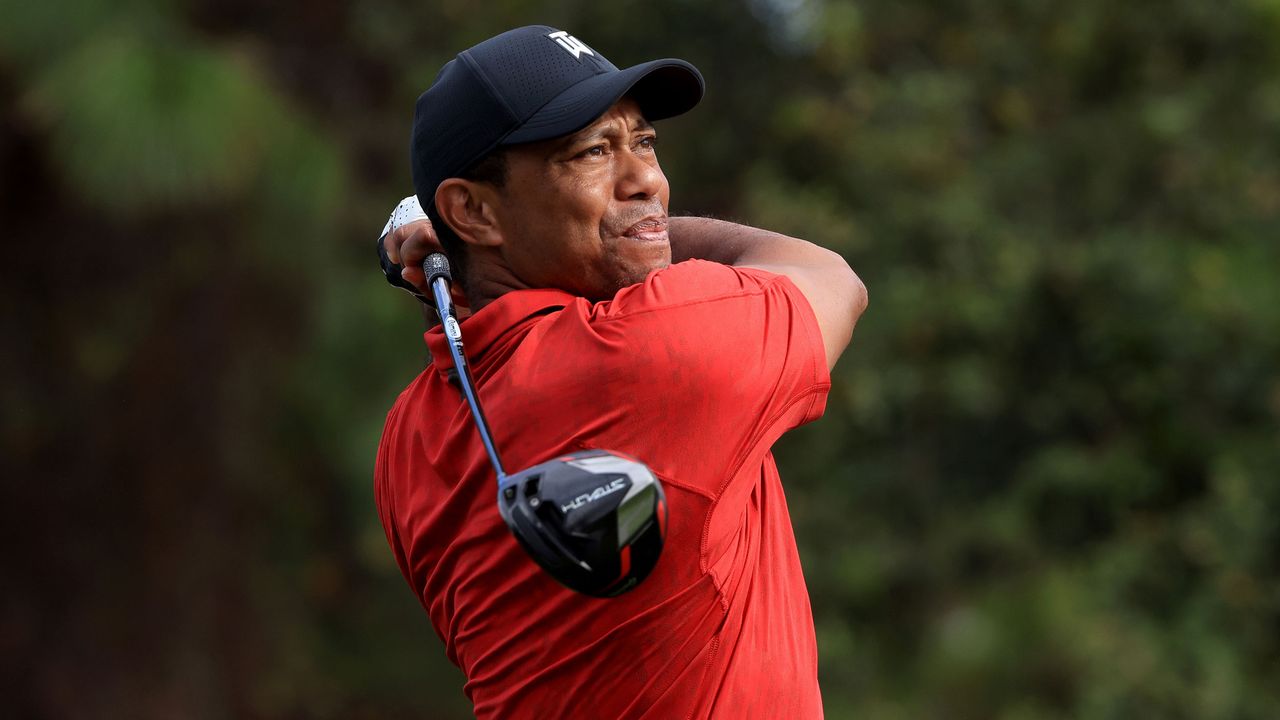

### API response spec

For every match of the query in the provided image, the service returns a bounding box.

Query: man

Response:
[375,25,867,718]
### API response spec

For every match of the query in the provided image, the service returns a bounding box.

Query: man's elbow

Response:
[833,252,868,327]
[816,256,866,370]
[850,270,869,322]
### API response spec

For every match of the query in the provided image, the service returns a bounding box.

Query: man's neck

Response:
[463,253,531,313]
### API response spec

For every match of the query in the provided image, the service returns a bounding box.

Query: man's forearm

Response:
[669,216,837,268]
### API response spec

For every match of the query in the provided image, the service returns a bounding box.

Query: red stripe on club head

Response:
[613,544,632,586]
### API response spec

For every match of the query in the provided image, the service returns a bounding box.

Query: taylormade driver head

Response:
[497,449,667,597]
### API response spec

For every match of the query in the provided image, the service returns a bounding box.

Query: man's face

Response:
[490,98,671,301]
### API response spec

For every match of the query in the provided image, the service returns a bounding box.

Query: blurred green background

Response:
[3,0,1279,718]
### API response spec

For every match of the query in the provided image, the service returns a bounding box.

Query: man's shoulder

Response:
[524,260,796,361]
[515,259,821,393]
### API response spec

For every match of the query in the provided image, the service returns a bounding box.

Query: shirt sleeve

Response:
[580,259,831,500]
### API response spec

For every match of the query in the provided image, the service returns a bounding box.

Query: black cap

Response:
[410,26,704,219]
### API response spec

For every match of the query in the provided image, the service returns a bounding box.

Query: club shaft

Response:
[430,275,508,481]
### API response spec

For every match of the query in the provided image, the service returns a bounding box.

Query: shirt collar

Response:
[424,288,575,375]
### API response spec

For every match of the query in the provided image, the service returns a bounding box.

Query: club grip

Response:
[423,253,452,285]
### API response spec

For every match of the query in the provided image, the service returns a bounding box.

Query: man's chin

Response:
[594,240,669,299]
[626,237,672,277]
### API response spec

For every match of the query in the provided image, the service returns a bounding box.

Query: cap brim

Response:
[503,59,704,145]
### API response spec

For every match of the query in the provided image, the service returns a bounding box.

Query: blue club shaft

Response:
[427,265,508,482]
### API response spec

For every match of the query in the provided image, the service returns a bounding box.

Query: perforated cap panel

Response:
[467,25,618,120]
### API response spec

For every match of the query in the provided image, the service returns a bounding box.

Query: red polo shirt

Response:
[375,259,830,718]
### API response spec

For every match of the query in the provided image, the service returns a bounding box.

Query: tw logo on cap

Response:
[547,30,595,61]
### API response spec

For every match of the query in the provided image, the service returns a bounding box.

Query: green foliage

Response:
[762,0,1280,716]
[30,34,276,213]
[4,0,1278,718]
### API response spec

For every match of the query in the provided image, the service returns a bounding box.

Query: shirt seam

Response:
[698,382,831,584]
[685,634,722,720]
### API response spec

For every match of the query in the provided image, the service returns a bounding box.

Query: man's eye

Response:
[637,135,658,150]
[580,145,606,158]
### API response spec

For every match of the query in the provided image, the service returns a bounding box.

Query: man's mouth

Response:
[622,216,669,243]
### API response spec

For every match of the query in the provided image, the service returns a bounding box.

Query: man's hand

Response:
[384,220,444,295]
[380,216,470,313]
[377,196,433,302]
[377,196,469,312]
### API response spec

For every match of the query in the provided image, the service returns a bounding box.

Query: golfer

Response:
[375,25,867,718]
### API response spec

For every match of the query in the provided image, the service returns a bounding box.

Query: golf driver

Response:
[422,252,667,597]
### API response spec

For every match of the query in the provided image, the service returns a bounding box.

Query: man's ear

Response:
[435,179,503,248]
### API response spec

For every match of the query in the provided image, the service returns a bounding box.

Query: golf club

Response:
[422,252,667,597]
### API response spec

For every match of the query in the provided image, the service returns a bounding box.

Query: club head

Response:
[497,449,667,597]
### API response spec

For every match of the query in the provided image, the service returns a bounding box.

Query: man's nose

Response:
[616,150,666,202]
